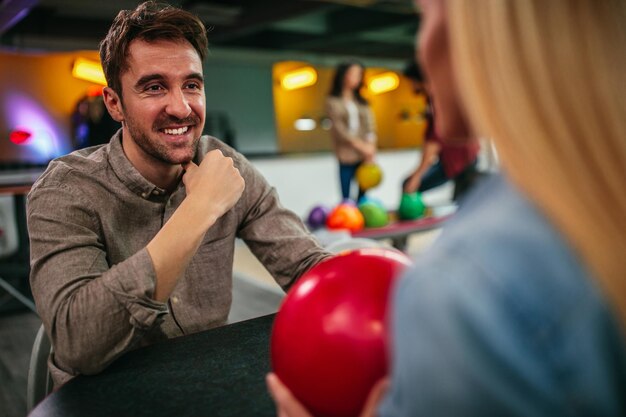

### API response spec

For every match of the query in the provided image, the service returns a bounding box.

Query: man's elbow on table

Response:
[50,327,123,378]
[53,347,110,378]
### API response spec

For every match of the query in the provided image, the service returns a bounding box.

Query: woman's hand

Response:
[266,373,313,417]
[362,142,376,162]
[266,373,389,417]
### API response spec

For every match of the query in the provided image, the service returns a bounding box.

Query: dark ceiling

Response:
[0,0,419,60]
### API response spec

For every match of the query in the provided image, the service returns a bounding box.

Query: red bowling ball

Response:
[270,248,413,417]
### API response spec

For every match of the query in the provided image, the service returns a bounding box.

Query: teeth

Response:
[163,126,189,135]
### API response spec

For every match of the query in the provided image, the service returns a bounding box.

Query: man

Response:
[401,61,481,201]
[27,1,329,386]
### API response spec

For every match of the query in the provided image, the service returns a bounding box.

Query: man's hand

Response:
[148,150,244,302]
[266,373,389,417]
[182,149,245,227]
[403,173,422,194]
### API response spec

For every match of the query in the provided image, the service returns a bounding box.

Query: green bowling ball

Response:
[358,202,389,228]
[398,192,426,220]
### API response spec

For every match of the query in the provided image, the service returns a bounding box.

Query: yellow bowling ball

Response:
[356,163,383,190]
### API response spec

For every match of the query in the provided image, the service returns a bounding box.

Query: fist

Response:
[182,150,245,221]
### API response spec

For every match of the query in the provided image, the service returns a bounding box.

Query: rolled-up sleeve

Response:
[28,181,168,378]
[233,155,330,291]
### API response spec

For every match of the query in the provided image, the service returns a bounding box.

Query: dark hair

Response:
[403,60,424,82]
[99,1,208,96]
[328,60,368,105]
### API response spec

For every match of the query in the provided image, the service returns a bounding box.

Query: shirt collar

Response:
[107,130,168,199]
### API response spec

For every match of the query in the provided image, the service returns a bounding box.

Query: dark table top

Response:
[30,314,276,417]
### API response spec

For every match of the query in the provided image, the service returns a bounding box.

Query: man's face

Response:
[105,39,206,167]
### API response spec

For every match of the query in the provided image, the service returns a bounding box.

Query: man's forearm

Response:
[147,195,218,302]
[414,141,442,177]
[148,152,244,302]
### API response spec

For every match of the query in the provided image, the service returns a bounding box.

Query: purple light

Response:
[4,92,70,160]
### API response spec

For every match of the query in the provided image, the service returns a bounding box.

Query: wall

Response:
[203,60,279,155]
[0,50,99,164]
[272,62,334,154]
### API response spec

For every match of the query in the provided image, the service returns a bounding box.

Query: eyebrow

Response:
[134,72,205,90]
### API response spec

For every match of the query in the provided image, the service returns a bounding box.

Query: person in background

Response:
[402,60,481,201]
[268,0,626,415]
[71,94,121,150]
[27,1,329,387]
[326,60,377,202]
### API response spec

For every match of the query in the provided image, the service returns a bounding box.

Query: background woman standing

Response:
[326,61,377,202]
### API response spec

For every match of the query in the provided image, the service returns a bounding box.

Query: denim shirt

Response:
[379,174,626,416]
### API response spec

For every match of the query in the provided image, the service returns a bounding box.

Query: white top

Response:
[344,99,360,135]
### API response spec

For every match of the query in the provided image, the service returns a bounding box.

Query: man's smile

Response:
[162,126,189,135]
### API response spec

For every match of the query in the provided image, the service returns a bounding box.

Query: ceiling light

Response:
[72,57,107,85]
[368,72,399,94]
[281,67,318,91]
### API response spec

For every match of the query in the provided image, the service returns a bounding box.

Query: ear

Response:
[102,87,125,123]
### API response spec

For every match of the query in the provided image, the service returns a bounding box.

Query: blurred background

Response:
[0,0,424,162]
[0,0,441,216]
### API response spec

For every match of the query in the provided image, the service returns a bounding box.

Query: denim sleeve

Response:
[28,181,168,382]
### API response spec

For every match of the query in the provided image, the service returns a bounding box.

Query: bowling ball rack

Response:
[352,211,453,251]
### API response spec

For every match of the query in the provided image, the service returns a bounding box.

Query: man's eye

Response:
[186,82,201,90]
[146,85,163,92]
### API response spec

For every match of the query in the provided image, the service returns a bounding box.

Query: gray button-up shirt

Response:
[27,132,329,386]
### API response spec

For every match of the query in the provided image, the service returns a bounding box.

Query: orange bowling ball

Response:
[271,248,413,417]
[326,203,364,232]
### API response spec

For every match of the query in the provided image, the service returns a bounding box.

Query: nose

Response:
[165,88,192,119]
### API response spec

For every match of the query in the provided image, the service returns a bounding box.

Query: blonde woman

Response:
[268,0,626,415]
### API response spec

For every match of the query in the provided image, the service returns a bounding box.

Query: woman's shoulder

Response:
[390,174,626,414]
[402,173,615,347]
[326,96,346,115]
[423,174,592,292]
[326,96,342,106]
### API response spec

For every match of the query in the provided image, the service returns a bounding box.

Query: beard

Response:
[125,112,203,165]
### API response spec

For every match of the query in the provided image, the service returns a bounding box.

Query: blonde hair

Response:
[448,0,626,326]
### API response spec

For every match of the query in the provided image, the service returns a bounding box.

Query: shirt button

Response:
[153,190,160,196]
[171,296,180,304]
[141,192,148,198]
